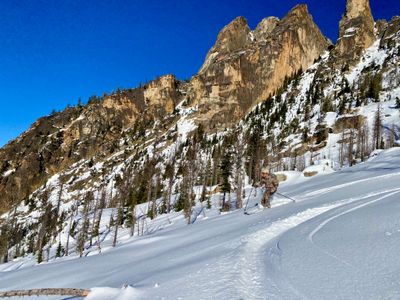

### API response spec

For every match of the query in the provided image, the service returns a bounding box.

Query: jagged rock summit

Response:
[253,16,280,42]
[199,16,251,73]
[333,0,375,65]
[191,4,330,129]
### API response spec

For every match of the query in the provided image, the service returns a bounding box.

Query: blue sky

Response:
[0,0,399,147]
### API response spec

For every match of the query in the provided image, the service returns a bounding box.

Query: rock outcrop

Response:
[380,16,400,48]
[253,17,280,42]
[191,4,330,129]
[0,75,184,214]
[333,0,375,65]
[199,17,251,74]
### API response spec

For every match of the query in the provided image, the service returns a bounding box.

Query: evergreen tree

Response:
[37,248,43,264]
[368,73,382,101]
[219,149,232,211]
[56,241,63,258]
[164,161,175,213]
[173,188,185,212]
[321,98,333,114]
[206,197,212,209]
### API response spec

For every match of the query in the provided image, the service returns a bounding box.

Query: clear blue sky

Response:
[0,0,399,147]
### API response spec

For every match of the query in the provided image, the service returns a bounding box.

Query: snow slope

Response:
[1,148,400,299]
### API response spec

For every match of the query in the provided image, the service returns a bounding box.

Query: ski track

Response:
[307,189,400,270]
[222,187,400,299]
[296,172,400,200]
[261,188,400,299]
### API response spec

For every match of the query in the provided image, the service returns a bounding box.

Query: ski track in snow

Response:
[307,189,400,270]
[261,188,400,299]
[219,187,400,299]
[296,172,400,200]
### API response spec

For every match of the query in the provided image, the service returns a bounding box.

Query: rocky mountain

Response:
[0,0,399,264]
[0,4,330,215]
[332,0,375,65]
[192,4,330,129]
[0,75,185,215]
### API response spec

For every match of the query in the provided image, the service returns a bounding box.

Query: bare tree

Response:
[36,189,51,263]
[296,154,306,172]
[76,193,92,257]
[234,133,245,209]
[347,129,355,166]
[339,131,346,168]
[164,160,175,213]
[373,103,383,150]
[151,174,161,219]
[358,123,370,161]
[112,176,124,248]
[388,123,396,148]
[95,188,107,253]
[64,203,75,257]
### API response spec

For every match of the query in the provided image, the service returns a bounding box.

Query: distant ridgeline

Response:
[0,0,400,263]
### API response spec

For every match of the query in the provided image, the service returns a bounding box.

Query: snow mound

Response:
[86,286,141,300]
[303,159,335,177]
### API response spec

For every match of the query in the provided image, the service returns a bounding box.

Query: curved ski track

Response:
[203,187,400,299]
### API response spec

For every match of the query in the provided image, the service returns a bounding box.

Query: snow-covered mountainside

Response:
[1,148,400,299]
[0,0,400,298]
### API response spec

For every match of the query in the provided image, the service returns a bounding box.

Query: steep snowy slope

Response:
[1,148,399,299]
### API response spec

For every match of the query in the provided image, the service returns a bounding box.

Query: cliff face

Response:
[0,75,184,214]
[199,17,251,74]
[332,0,375,66]
[190,5,330,130]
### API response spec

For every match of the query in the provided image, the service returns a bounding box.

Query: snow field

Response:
[0,148,399,299]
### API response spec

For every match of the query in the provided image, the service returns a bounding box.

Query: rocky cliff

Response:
[0,75,184,214]
[191,4,330,130]
[332,0,375,66]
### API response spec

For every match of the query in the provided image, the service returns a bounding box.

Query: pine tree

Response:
[56,241,63,258]
[173,188,185,212]
[368,73,382,101]
[219,149,232,211]
[164,161,175,213]
[37,248,43,264]
[233,132,245,209]
[246,121,262,184]
[128,190,137,237]
[395,97,400,109]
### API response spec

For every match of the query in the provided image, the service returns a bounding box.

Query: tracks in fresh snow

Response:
[231,187,400,299]
[260,188,400,299]
[307,189,400,270]
[234,204,343,299]
[297,172,400,201]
